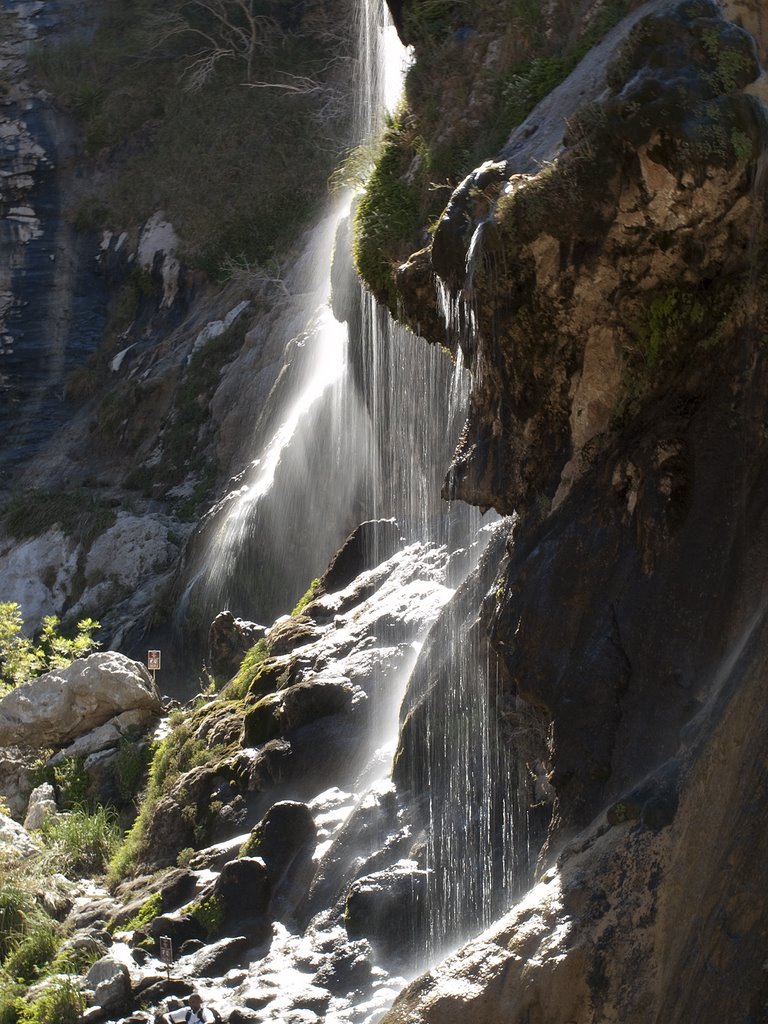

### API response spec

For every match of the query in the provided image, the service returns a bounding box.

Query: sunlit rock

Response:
[0,809,40,859]
[0,652,161,749]
[24,782,58,831]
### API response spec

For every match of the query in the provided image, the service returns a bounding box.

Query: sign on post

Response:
[159,935,174,978]
[147,650,161,671]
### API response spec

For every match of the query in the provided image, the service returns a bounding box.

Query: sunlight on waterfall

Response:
[178,2,527,1017]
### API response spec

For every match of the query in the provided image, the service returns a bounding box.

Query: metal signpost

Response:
[147,649,161,684]
[159,935,174,979]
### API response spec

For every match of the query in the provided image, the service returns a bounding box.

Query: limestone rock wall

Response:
[374,0,768,1020]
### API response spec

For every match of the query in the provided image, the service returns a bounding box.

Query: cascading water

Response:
[183,1,536,1018]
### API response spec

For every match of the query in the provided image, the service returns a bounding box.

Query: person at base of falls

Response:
[161,993,222,1024]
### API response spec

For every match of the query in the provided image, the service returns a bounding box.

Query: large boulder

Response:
[0,652,161,749]
[345,865,430,960]
[0,811,40,859]
[23,783,58,830]
[86,955,131,1014]
[208,611,265,681]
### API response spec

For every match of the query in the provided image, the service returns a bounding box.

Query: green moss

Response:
[227,638,270,701]
[123,891,163,932]
[353,113,422,305]
[291,578,321,617]
[638,289,706,370]
[190,894,223,937]
[731,129,754,162]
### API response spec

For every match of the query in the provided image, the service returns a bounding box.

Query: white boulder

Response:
[0,809,40,858]
[48,708,156,765]
[0,652,161,750]
[24,782,57,830]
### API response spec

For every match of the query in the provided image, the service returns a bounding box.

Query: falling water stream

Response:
[180,2,531,1019]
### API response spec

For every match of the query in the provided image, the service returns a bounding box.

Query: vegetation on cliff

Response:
[354,0,641,305]
[31,0,357,275]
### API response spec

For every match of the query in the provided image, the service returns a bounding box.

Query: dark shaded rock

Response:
[241,800,316,876]
[229,1011,261,1024]
[385,0,408,44]
[180,934,250,976]
[345,866,430,959]
[140,761,239,869]
[265,615,321,657]
[300,785,402,926]
[242,679,362,747]
[431,161,508,294]
[209,611,266,682]
[66,896,122,932]
[317,519,402,596]
[241,800,318,918]
[147,912,205,949]
[58,929,110,965]
[134,977,194,1008]
[178,938,205,956]
[213,857,271,934]
[111,869,197,929]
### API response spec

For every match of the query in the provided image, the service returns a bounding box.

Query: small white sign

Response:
[147,650,161,671]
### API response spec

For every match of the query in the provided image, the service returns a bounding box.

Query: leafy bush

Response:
[2,921,60,985]
[13,976,84,1024]
[0,604,100,694]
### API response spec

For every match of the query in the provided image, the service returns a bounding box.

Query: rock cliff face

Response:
[375,0,768,1020]
[3,0,768,1020]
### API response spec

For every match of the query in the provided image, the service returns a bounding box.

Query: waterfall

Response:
[182,1,536,1016]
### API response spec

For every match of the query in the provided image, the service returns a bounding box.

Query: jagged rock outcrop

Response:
[367,1,768,1021]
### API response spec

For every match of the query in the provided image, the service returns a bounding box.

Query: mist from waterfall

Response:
[180,0,530,1006]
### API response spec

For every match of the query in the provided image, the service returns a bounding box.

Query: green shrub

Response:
[41,806,121,878]
[2,489,116,545]
[13,976,84,1024]
[114,735,155,804]
[2,922,60,985]
[0,605,100,694]
[29,1,355,275]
